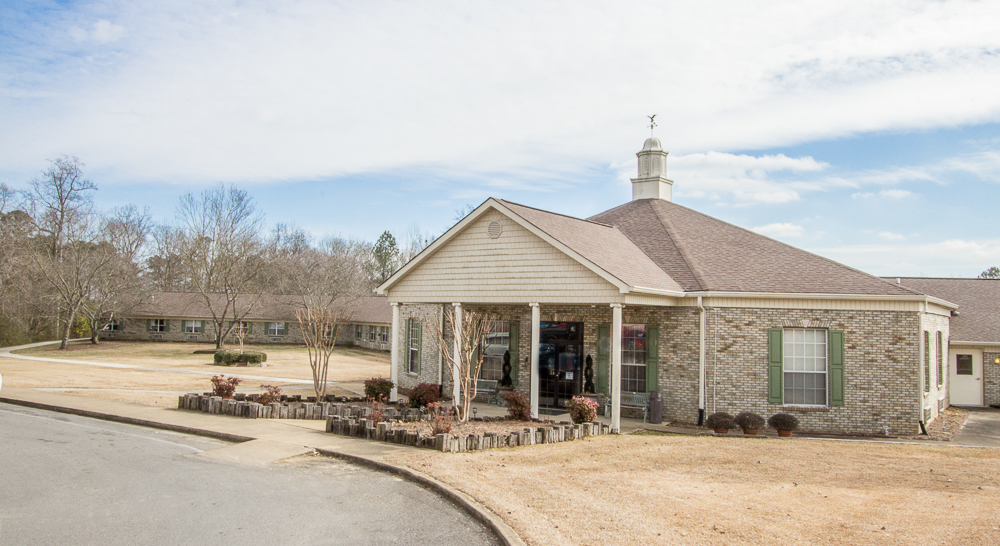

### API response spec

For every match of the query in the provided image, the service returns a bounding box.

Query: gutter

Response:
[683,290,958,310]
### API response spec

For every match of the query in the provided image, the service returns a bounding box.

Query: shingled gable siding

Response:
[704,307,926,436]
[394,304,444,393]
[388,210,623,304]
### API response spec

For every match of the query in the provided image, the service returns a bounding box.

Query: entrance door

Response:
[950,349,983,406]
[538,322,583,409]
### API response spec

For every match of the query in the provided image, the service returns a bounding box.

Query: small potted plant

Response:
[705,412,736,434]
[734,411,765,435]
[768,413,799,437]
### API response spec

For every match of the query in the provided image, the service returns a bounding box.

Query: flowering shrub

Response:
[408,383,440,408]
[211,375,242,399]
[431,415,453,435]
[364,377,394,402]
[566,396,598,424]
[256,384,282,405]
[503,391,531,421]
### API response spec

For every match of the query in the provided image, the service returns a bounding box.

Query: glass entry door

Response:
[538,322,583,409]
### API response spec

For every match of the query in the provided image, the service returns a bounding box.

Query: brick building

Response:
[377,136,961,436]
[104,292,391,351]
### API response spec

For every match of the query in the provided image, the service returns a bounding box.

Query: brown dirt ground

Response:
[387,435,1000,546]
[0,340,387,407]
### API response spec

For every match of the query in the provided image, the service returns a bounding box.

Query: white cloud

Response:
[878,231,906,241]
[4,1,1000,185]
[815,238,1000,277]
[752,222,805,238]
[852,189,914,199]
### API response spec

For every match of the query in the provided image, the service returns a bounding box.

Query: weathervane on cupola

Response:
[631,115,674,202]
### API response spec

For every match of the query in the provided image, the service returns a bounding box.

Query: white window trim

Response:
[268,322,286,336]
[782,328,828,407]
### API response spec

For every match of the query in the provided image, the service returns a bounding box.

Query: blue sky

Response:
[3,1,1000,276]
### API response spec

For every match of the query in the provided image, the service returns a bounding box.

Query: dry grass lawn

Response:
[1,340,389,407]
[387,434,1000,546]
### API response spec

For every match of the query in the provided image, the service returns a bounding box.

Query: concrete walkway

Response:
[951,406,1000,448]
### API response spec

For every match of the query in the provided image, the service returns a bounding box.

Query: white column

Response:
[529,303,540,419]
[390,302,400,402]
[452,303,463,404]
[611,303,623,433]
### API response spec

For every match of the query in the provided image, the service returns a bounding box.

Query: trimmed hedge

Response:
[214,351,268,365]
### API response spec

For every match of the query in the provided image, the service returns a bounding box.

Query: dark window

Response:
[956,354,973,375]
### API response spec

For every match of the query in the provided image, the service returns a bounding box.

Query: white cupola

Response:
[631,136,673,201]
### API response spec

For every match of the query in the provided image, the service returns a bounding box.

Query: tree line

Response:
[0,156,433,350]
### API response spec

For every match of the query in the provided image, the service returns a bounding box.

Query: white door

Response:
[950,349,983,406]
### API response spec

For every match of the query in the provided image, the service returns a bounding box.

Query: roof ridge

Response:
[645,200,707,291]
[498,199,615,228]
[893,277,996,281]
[647,199,926,297]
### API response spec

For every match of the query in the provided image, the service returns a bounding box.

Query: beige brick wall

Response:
[986,352,1000,406]
[920,312,950,421]
[396,304,444,392]
[104,318,303,345]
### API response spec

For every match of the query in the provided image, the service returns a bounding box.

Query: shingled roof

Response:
[893,278,1000,343]
[133,293,391,324]
[579,198,923,296]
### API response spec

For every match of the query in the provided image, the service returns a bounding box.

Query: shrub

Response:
[213,351,267,365]
[566,396,598,424]
[408,383,440,408]
[705,412,736,431]
[734,411,765,431]
[504,391,531,421]
[210,375,242,398]
[257,384,282,405]
[431,415,453,435]
[768,412,800,431]
[364,377,394,402]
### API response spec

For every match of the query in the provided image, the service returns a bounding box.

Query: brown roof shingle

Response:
[893,278,1000,343]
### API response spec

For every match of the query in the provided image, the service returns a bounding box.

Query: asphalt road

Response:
[0,403,499,545]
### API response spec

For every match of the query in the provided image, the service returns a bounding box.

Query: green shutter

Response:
[645,324,659,393]
[768,328,783,403]
[597,324,610,393]
[404,319,411,373]
[198,320,205,333]
[416,320,422,374]
[508,321,519,386]
[164,320,170,332]
[264,322,271,335]
[829,329,845,406]
[146,319,151,332]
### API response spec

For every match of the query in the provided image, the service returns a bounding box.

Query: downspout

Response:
[918,301,928,435]
[698,296,706,426]
[438,304,444,394]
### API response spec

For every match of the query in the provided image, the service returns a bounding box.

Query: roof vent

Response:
[487,220,503,239]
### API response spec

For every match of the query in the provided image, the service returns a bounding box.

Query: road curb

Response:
[0,397,255,444]
[0,395,525,546]
[313,447,526,546]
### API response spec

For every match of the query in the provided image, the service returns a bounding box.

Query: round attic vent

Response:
[487,220,503,239]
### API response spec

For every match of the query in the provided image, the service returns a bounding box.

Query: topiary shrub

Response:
[364,377,394,402]
[705,412,736,432]
[566,396,598,424]
[210,375,242,398]
[768,412,800,432]
[734,411,766,433]
[236,351,266,365]
[504,391,531,421]
[408,383,440,408]
[214,351,237,365]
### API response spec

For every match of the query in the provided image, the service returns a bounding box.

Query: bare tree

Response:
[24,157,124,349]
[145,225,188,291]
[175,184,266,349]
[80,206,152,344]
[399,223,434,265]
[429,307,500,423]
[295,305,351,400]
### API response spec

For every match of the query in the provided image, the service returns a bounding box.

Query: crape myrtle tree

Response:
[174,184,267,349]
[279,230,371,401]
[429,307,500,423]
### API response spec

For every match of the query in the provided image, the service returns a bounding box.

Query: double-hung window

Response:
[783,329,827,405]
[150,319,167,333]
[621,324,647,393]
[369,327,377,342]
[380,327,389,343]
[268,322,286,336]
[936,331,944,386]
[407,319,421,374]
[355,325,362,340]
[104,320,122,332]
[184,320,200,334]
[480,321,510,381]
